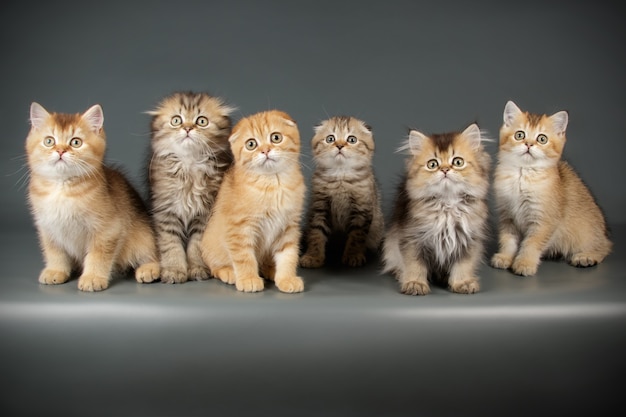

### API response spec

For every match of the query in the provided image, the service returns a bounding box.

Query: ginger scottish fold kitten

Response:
[201,110,305,293]
[382,124,491,295]
[300,116,384,268]
[491,101,612,276]
[26,102,160,291]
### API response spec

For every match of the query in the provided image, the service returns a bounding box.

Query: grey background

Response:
[1,1,625,417]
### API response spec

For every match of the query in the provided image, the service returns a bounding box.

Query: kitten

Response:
[25,102,160,291]
[382,124,491,295]
[147,91,234,284]
[490,101,612,276]
[201,110,306,293]
[299,116,384,268]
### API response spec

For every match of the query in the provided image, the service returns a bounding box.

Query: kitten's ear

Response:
[462,123,483,150]
[82,104,104,133]
[550,110,568,135]
[503,100,522,126]
[30,102,50,130]
[407,129,429,155]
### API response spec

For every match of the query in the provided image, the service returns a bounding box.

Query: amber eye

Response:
[43,137,55,147]
[514,130,525,141]
[536,134,548,144]
[427,159,439,170]
[270,132,283,143]
[196,116,209,127]
[325,135,335,143]
[347,135,357,144]
[70,138,83,148]
[452,156,465,167]
[171,116,182,126]
[245,139,258,150]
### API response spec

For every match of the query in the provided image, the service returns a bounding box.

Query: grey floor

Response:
[1,224,624,417]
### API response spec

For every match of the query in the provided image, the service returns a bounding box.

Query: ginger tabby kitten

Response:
[491,100,612,276]
[26,102,160,291]
[201,110,306,293]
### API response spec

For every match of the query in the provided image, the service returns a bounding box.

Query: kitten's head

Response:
[311,116,374,171]
[229,110,300,174]
[498,100,568,169]
[404,123,490,199]
[26,102,106,180]
[148,91,235,158]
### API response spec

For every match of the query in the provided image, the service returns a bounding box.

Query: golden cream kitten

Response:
[26,102,160,291]
[201,110,306,293]
[491,100,612,276]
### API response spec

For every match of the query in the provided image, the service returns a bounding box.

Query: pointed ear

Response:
[30,102,50,130]
[462,123,482,150]
[82,104,104,133]
[550,110,568,135]
[503,100,522,126]
[407,129,429,155]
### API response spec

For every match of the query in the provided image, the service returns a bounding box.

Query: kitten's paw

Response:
[38,269,70,285]
[511,257,539,276]
[188,266,210,281]
[236,276,264,293]
[449,279,480,294]
[299,254,324,268]
[160,267,188,284]
[135,262,160,283]
[276,276,304,293]
[570,253,601,268]
[78,274,109,292]
[491,253,513,270]
[400,281,430,296]
[342,252,367,267]
[213,267,236,285]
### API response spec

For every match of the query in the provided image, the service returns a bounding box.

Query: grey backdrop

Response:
[1,0,625,230]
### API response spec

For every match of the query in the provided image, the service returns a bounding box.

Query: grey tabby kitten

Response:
[300,116,384,268]
[382,124,490,295]
[148,91,234,283]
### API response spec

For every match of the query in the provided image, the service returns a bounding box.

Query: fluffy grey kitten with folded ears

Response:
[147,91,235,283]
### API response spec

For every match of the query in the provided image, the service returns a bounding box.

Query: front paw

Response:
[276,276,304,293]
[160,267,188,284]
[38,268,70,285]
[491,253,513,270]
[511,257,539,276]
[299,253,324,268]
[236,276,264,293]
[400,280,430,296]
[135,262,160,283]
[78,274,109,292]
[188,265,210,281]
[342,251,367,267]
[449,278,480,294]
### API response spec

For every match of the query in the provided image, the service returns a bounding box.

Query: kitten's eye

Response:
[70,138,83,148]
[171,116,182,126]
[270,132,283,143]
[43,137,55,147]
[245,139,258,150]
[514,130,525,141]
[536,134,548,144]
[196,116,209,127]
[326,135,335,143]
[426,159,439,170]
[347,135,357,144]
[452,157,465,167]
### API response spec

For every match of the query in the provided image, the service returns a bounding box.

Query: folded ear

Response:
[503,100,522,127]
[30,102,50,130]
[82,104,104,133]
[550,110,568,135]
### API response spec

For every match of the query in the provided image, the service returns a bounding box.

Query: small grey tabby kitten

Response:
[382,124,491,295]
[147,91,234,283]
[300,116,384,268]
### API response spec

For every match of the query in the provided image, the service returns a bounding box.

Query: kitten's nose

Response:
[336,145,344,150]
[441,167,450,174]
[57,149,66,156]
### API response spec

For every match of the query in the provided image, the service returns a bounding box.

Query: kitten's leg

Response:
[342,208,373,267]
[38,233,72,285]
[398,244,430,296]
[448,245,481,294]
[155,223,188,284]
[228,231,264,293]
[186,230,210,281]
[512,222,557,276]
[491,218,519,270]
[299,198,330,268]
[133,230,160,284]
[78,231,121,292]
[273,224,304,293]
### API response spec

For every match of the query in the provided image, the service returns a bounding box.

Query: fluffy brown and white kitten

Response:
[147,92,234,284]
[201,110,306,293]
[490,101,612,276]
[299,116,384,268]
[382,124,491,295]
[26,102,160,291]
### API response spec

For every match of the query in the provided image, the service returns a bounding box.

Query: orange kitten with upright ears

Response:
[26,102,160,291]
[201,110,306,293]
[491,100,612,276]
